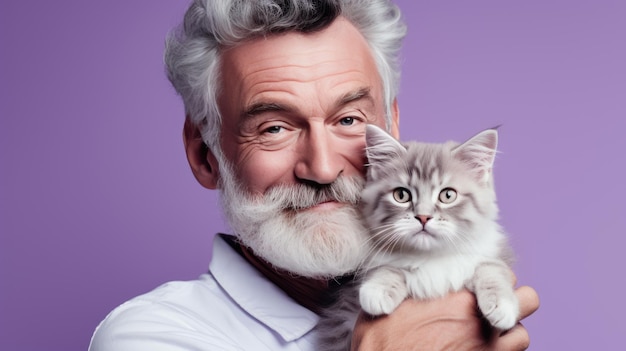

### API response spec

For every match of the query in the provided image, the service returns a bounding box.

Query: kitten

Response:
[316,125,519,350]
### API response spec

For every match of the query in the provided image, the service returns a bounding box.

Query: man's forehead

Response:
[220,17,375,73]
[216,16,384,124]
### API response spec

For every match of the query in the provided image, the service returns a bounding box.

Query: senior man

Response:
[90,1,539,350]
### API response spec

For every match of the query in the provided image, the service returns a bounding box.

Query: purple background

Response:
[1,1,624,350]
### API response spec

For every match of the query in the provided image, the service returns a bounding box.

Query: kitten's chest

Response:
[387,254,482,298]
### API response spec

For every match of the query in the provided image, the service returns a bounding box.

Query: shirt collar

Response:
[209,234,320,342]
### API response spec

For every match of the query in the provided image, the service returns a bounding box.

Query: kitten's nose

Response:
[416,215,432,225]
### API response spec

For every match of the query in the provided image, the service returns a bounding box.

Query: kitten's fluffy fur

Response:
[316,125,519,350]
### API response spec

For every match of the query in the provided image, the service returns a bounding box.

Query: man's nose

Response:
[294,125,344,185]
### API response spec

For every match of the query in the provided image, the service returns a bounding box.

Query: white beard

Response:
[218,162,369,279]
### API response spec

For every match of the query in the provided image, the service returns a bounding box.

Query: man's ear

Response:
[390,98,400,139]
[183,118,220,189]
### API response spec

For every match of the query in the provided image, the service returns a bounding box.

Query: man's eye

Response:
[264,126,283,134]
[339,117,355,126]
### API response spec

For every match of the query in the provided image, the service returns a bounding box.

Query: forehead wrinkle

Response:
[243,57,368,83]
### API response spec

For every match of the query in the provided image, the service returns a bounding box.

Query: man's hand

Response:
[351,286,539,350]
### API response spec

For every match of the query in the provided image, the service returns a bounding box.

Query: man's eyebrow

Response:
[243,87,373,117]
[336,87,373,107]
[244,102,291,117]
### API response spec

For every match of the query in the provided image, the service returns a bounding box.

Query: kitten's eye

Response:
[392,188,412,203]
[438,188,457,204]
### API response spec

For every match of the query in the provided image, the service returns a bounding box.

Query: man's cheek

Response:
[239,154,295,193]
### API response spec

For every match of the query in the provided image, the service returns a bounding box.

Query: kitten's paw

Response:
[359,279,407,316]
[477,291,519,330]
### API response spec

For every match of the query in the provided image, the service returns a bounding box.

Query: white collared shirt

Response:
[89,235,321,351]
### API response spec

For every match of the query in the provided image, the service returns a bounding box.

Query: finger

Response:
[510,270,518,286]
[495,323,531,350]
[515,285,540,320]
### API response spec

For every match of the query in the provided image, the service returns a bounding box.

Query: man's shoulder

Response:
[88,274,243,350]
[89,234,321,350]
[92,273,236,325]
[106,273,223,313]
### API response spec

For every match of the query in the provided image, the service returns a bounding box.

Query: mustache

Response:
[264,176,365,211]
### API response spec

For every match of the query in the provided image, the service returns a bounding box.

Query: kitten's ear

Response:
[451,128,498,184]
[365,124,406,179]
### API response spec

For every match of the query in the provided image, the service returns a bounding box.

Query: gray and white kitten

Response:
[316,125,519,350]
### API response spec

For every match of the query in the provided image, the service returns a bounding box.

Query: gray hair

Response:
[164,0,407,159]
